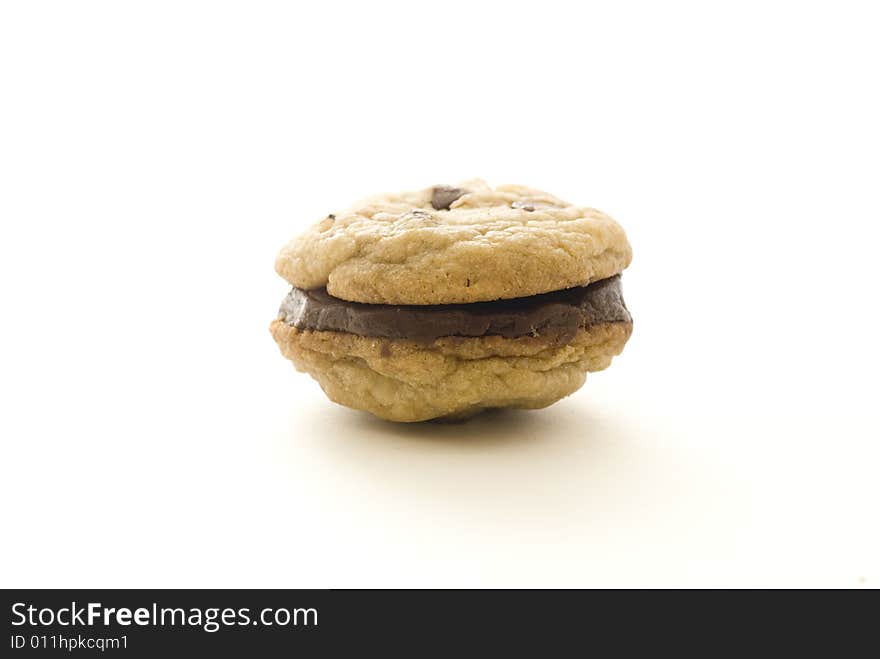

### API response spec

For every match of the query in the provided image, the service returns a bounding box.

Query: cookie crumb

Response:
[317,214,336,232]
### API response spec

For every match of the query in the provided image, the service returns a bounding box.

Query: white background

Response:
[2,1,878,588]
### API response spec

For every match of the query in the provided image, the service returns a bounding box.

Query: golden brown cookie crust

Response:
[275,180,632,305]
[270,320,632,422]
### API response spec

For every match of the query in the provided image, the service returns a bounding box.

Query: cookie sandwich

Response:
[270,180,633,422]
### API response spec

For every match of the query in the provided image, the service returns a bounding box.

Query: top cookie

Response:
[275,179,632,305]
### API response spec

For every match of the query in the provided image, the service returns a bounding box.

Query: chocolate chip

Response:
[431,185,466,210]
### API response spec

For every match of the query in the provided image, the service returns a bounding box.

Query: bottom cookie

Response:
[269,321,632,422]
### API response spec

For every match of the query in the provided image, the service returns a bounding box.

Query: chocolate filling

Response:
[279,275,631,343]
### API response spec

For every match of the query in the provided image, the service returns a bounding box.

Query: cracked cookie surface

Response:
[270,320,632,422]
[275,179,632,305]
